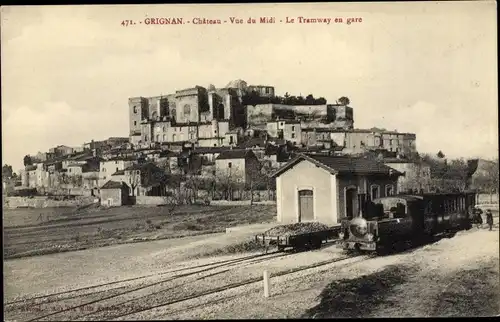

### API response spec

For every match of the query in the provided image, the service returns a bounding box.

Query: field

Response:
[3,204,277,259]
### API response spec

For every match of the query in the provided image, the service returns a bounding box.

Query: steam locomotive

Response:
[338,192,477,254]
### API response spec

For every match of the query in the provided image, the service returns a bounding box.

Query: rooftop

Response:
[124,162,163,172]
[238,137,267,148]
[101,181,129,190]
[106,156,139,162]
[67,163,85,168]
[192,147,228,154]
[300,127,416,136]
[272,153,403,178]
[216,149,255,160]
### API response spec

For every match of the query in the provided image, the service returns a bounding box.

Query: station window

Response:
[370,185,380,200]
[385,185,394,196]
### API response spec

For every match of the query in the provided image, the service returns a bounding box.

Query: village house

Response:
[299,128,417,156]
[272,154,402,226]
[48,145,74,157]
[61,152,93,170]
[100,181,130,207]
[266,119,302,145]
[384,158,432,193]
[123,162,168,196]
[215,150,261,185]
[83,139,108,152]
[82,170,100,195]
[99,157,139,187]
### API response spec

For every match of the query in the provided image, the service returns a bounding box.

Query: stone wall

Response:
[211,200,276,206]
[134,196,170,205]
[3,196,96,209]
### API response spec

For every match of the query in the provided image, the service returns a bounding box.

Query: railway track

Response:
[5,251,276,306]
[8,251,293,321]
[108,253,368,320]
[19,252,365,321]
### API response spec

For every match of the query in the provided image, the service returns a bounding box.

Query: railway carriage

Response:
[338,192,476,254]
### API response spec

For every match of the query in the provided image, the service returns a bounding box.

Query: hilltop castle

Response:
[128,79,415,156]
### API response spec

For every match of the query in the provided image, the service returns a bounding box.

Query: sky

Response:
[1,2,498,172]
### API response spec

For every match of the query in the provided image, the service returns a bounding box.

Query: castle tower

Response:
[129,97,149,136]
[212,119,219,137]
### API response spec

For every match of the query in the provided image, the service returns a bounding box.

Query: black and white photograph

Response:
[2,2,499,320]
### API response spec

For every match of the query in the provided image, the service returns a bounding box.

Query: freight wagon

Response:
[255,224,341,253]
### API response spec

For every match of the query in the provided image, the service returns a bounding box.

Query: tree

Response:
[215,169,241,201]
[70,175,83,187]
[305,94,315,105]
[128,170,141,196]
[23,155,33,167]
[436,150,445,159]
[472,159,499,202]
[315,97,327,105]
[2,164,14,179]
[338,96,350,106]
[245,160,265,205]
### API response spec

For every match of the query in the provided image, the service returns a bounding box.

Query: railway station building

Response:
[271,154,402,226]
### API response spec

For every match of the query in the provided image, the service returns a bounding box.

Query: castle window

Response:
[183,104,191,115]
[228,162,232,169]
[133,106,137,113]
[291,133,296,139]
[292,126,295,131]
[134,121,137,126]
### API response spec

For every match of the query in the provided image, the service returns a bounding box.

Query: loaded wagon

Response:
[255,223,341,253]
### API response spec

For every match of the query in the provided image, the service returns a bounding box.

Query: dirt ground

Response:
[157,226,499,319]
[4,209,499,320]
[3,204,276,259]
